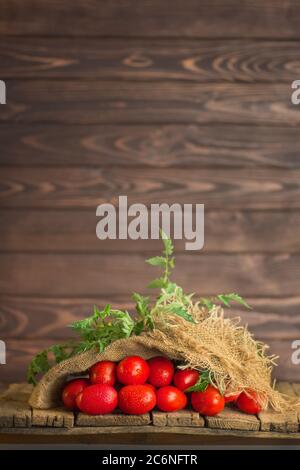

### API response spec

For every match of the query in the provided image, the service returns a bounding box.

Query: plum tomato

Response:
[173,368,199,391]
[147,356,174,387]
[156,386,187,412]
[62,378,89,410]
[117,355,150,385]
[224,391,241,403]
[236,390,262,414]
[118,384,156,415]
[191,385,225,416]
[76,384,118,415]
[89,360,117,386]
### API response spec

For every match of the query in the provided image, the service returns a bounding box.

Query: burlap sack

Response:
[29,334,181,409]
[29,307,298,412]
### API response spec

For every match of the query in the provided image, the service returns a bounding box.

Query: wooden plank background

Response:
[0,0,300,383]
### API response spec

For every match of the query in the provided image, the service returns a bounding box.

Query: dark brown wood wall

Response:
[0,0,300,383]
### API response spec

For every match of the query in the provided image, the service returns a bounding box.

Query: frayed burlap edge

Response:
[29,307,299,412]
[29,334,181,409]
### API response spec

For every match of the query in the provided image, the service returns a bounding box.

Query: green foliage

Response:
[132,292,153,331]
[27,350,51,385]
[200,293,251,312]
[28,230,251,385]
[147,278,167,289]
[186,370,212,392]
[146,229,175,289]
[167,303,195,324]
[27,304,134,385]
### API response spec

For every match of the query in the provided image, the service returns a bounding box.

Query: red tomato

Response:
[148,356,174,387]
[117,356,150,385]
[62,378,89,410]
[89,360,117,386]
[173,368,199,391]
[156,386,187,412]
[191,385,225,416]
[146,383,156,393]
[236,390,262,414]
[76,384,118,415]
[118,384,156,415]
[224,391,241,403]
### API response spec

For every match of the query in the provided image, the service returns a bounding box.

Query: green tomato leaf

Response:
[160,229,174,256]
[146,256,166,267]
[27,350,51,385]
[147,278,167,289]
[168,304,196,323]
[216,293,251,310]
[186,370,211,392]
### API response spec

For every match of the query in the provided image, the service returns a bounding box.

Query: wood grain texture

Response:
[1,125,300,169]
[1,209,299,253]
[1,0,300,385]
[1,1,300,38]
[76,413,151,427]
[1,296,300,341]
[0,81,296,125]
[0,384,32,404]
[1,339,299,384]
[0,253,300,297]
[31,408,74,428]
[1,39,300,82]
[0,400,31,428]
[1,426,300,445]
[1,427,300,447]
[205,408,260,431]
[0,167,299,210]
[259,410,299,433]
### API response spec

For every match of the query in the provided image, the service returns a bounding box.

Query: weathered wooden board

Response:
[257,382,300,433]
[1,39,300,82]
[152,410,204,427]
[0,166,300,208]
[259,410,299,433]
[205,408,260,431]
[0,383,33,402]
[1,1,300,38]
[1,125,300,169]
[1,296,300,341]
[32,408,74,428]
[76,413,150,427]
[0,384,74,428]
[2,210,300,254]
[0,400,31,428]
[2,425,300,447]
[0,81,297,126]
[1,253,300,297]
[0,167,299,210]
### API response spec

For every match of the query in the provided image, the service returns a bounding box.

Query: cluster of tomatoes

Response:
[62,355,262,416]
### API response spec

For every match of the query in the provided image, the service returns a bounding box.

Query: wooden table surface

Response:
[1,382,300,446]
